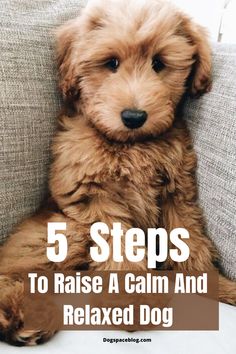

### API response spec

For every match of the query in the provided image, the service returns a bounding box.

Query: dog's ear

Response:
[180,16,212,97]
[55,19,81,102]
[55,7,106,103]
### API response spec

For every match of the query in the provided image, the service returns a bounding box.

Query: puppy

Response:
[0,0,236,346]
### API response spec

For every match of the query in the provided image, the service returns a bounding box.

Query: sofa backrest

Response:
[0,0,235,279]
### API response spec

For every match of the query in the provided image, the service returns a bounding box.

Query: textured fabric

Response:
[0,0,87,242]
[0,2,235,278]
[184,44,236,280]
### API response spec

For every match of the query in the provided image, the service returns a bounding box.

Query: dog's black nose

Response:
[121,109,147,129]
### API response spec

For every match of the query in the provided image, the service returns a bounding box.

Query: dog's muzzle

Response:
[121,109,147,129]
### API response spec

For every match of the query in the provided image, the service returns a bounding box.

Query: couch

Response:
[0,1,236,353]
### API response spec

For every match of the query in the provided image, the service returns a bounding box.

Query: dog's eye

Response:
[152,55,165,73]
[105,58,119,72]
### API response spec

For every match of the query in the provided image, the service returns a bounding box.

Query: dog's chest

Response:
[81,142,164,228]
[53,121,185,228]
[82,141,161,185]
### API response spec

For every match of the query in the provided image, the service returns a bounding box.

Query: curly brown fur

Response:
[0,0,235,346]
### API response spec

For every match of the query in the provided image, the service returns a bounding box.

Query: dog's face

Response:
[56,0,212,142]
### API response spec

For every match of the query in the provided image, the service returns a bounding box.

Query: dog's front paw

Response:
[0,275,23,344]
[0,305,56,346]
[0,275,56,346]
[12,328,54,346]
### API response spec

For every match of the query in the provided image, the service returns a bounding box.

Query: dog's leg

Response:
[219,274,236,306]
[0,211,89,346]
[161,197,217,272]
[160,137,236,305]
[161,197,236,305]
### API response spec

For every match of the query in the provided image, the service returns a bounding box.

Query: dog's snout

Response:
[121,109,147,129]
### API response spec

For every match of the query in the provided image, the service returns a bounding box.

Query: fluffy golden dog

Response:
[0,0,235,346]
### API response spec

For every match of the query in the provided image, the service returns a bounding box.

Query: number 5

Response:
[47,222,68,262]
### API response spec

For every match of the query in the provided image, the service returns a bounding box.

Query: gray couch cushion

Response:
[184,44,236,280]
[0,0,87,242]
[0,2,235,279]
